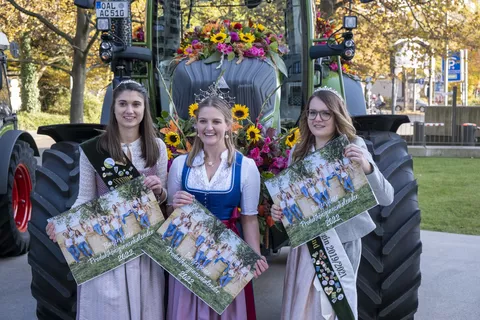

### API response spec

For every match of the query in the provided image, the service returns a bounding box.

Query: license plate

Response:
[95,1,130,18]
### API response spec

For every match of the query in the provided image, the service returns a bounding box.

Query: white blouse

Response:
[167,149,260,216]
[73,137,168,208]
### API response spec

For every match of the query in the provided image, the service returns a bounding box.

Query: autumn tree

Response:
[4,0,100,123]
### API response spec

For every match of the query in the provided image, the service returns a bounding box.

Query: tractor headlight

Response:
[343,16,357,29]
[96,18,111,31]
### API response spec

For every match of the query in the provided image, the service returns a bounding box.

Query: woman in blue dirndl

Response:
[167,96,268,320]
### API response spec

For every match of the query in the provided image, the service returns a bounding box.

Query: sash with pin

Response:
[80,136,140,190]
[307,229,358,320]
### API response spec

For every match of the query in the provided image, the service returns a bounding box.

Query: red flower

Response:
[176,48,183,54]
[234,23,243,30]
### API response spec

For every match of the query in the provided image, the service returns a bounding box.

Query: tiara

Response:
[116,79,144,87]
[314,86,344,101]
[194,80,236,107]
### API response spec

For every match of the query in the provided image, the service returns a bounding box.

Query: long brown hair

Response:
[292,90,356,162]
[98,81,159,168]
[186,97,236,167]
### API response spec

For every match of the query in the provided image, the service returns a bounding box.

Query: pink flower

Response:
[286,149,291,158]
[329,62,339,71]
[269,156,288,174]
[262,143,270,154]
[248,147,264,166]
[257,123,263,130]
[246,46,265,57]
[192,40,199,45]
[217,43,233,54]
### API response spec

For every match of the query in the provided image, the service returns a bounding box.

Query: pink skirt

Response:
[167,275,248,320]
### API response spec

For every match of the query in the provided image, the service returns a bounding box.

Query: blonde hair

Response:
[186,97,236,167]
[292,90,356,162]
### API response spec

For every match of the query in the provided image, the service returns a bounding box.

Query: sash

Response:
[80,136,140,190]
[307,229,357,320]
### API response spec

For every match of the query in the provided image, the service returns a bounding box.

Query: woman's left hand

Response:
[344,144,372,174]
[253,256,269,278]
[144,175,164,195]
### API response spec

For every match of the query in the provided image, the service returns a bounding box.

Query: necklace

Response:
[205,157,216,167]
[206,160,215,167]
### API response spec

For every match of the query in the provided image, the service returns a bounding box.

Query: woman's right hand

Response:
[46,222,57,243]
[270,204,283,222]
[172,191,194,209]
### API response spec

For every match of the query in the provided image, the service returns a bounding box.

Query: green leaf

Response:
[227,52,235,61]
[270,52,288,77]
[225,36,231,43]
[269,41,278,52]
[203,51,222,64]
[161,110,170,119]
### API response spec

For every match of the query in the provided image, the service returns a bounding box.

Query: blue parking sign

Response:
[442,52,462,82]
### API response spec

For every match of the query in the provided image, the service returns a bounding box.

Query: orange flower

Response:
[231,122,243,133]
[160,120,178,135]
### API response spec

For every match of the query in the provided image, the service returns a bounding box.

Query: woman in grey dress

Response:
[271,88,394,320]
[46,80,169,320]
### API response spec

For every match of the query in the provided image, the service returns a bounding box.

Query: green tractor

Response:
[0,32,38,257]
[28,1,422,319]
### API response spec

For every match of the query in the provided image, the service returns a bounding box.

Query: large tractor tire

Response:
[357,131,422,320]
[0,140,36,256]
[28,141,80,320]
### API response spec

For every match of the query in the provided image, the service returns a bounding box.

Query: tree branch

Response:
[10,58,72,75]
[6,0,74,46]
[84,29,100,56]
[86,63,108,73]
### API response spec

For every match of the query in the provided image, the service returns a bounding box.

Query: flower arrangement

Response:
[157,101,300,247]
[175,19,289,72]
[315,12,357,76]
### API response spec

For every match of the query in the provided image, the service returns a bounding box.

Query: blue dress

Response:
[167,151,256,320]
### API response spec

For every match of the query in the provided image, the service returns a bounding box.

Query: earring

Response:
[225,134,229,139]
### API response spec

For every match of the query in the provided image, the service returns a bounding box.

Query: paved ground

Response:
[2,230,480,320]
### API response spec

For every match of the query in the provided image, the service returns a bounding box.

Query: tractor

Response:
[0,31,38,257]
[28,1,422,319]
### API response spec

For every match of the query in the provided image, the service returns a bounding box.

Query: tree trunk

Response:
[320,0,336,18]
[20,32,40,113]
[70,8,89,124]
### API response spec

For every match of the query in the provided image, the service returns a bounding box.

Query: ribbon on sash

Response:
[80,136,140,190]
[307,229,357,320]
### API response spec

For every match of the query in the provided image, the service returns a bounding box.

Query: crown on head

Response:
[314,86,344,101]
[194,82,236,107]
[118,79,143,87]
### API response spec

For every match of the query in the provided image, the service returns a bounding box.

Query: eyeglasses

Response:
[307,110,332,121]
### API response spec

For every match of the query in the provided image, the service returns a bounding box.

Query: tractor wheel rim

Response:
[12,164,32,232]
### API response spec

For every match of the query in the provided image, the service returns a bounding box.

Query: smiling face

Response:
[114,90,145,130]
[307,97,336,141]
[196,106,231,148]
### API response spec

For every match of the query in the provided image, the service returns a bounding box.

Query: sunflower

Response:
[246,125,261,143]
[210,32,227,43]
[254,23,265,32]
[188,103,198,118]
[165,132,181,147]
[232,104,249,121]
[239,32,255,43]
[167,148,173,160]
[285,128,300,148]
